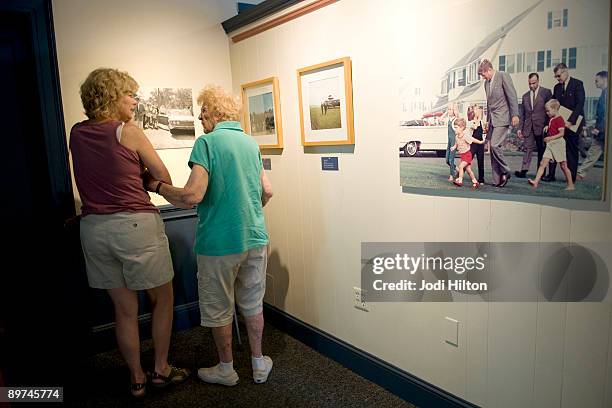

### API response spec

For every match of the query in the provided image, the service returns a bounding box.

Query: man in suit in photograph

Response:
[543,63,585,182]
[577,71,607,180]
[479,59,520,187]
[515,73,552,178]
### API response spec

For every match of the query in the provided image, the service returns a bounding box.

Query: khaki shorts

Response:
[543,138,566,163]
[197,245,268,327]
[80,212,174,290]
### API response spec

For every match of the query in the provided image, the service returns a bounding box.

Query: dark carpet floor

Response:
[68,321,416,407]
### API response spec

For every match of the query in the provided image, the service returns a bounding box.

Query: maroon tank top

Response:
[70,120,158,216]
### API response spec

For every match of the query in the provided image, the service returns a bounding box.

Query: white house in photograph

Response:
[399,80,434,125]
[433,0,609,122]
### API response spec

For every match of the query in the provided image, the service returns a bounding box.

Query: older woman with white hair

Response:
[148,85,274,386]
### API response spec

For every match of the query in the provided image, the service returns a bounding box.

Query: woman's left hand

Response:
[142,170,159,192]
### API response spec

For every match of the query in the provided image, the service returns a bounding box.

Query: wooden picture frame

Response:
[241,77,283,149]
[297,57,354,146]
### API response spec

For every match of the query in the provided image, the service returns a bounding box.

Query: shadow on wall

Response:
[261,148,284,156]
[304,145,355,154]
[266,249,289,310]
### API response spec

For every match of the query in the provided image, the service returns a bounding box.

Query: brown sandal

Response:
[150,365,191,388]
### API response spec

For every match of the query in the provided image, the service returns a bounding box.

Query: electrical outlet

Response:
[353,287,369,312]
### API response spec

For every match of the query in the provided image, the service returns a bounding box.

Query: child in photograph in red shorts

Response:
[450,118,486,189]
[528,99,575,190]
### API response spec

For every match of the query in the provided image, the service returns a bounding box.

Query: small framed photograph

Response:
[297,57,354,146]
[241,77,283,149]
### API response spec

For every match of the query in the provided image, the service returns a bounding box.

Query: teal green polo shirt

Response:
[189,121,269,256]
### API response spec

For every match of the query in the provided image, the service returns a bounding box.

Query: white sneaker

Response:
[197,364,239,386]
[252,356,273,384]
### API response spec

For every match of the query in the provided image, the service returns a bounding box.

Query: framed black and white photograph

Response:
[135,87,196,150]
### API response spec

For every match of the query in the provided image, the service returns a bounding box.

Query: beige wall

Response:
[229,0,612,407]
[53,0,234,207]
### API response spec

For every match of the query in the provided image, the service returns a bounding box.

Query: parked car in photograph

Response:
[400,119,426,127]
[166,109,195,133]
[399,125,447,157]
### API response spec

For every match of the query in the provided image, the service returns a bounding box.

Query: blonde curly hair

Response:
[80,68,138,120]
[197,85,241,122]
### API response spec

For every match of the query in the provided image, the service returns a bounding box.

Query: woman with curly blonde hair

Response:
[147,84,274,387]
[70,68,189,397]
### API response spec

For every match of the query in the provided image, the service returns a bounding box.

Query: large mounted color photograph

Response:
[397,0,610,203]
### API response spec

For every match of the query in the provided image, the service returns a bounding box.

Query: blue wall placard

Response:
[321,157,339,171]
[262,158,272,170]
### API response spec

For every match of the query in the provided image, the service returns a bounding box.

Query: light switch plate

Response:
[445,317,459,346]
